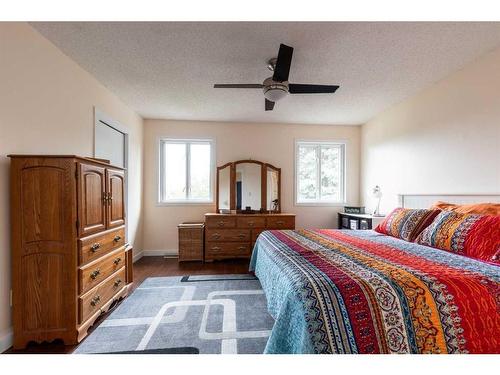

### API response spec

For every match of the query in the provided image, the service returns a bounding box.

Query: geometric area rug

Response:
[74,274,275,354]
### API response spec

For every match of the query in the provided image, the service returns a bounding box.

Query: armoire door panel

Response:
[78,163,106,236]
[21,253,70,332]
[21,166,66,244]
[106,169,125,229]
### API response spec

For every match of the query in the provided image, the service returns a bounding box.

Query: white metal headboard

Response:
[398,194,500,209]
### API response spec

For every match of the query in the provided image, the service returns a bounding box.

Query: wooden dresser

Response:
[204,213,295,261]
[9,155,132,349]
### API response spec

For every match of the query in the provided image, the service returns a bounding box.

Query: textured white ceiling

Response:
[32,22,500,125]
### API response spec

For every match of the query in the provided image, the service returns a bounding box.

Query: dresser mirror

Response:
[235,161,262,210]
[266,165,280,211]
[216,159,281,213]
[218,163,231,210]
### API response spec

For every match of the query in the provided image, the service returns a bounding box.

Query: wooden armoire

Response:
[9,155,133,349]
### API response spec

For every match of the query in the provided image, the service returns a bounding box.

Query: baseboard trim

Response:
[142,249,179,258]
[0,328,13,353]
[133,250,144,263]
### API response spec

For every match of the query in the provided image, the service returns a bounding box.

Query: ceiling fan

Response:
[213,43,340,111]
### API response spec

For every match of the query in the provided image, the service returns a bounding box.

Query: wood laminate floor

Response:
[4,257,250,354]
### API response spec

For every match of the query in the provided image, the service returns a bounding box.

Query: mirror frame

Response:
[216,159,281,213]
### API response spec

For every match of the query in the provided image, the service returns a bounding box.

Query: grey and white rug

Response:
[74,274,275,354]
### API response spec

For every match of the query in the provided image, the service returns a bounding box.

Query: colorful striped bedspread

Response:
[249,229,500,354]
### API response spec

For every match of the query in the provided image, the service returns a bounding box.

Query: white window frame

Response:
[158,138,215,205]
[294,140,347,206]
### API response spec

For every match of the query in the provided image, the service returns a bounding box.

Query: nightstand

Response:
[178,222,205,262]
[338,212,385,230]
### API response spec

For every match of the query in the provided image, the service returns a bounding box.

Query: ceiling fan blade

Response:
[213,84,263,89]
[272,44,294,82]
[288,84,340,94]
[265,99,275,111]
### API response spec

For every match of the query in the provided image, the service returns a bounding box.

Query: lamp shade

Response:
[372,185,382,198]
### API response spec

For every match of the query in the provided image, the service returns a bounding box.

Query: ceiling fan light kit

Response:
[263,78,288,102]
[213,43,340,111]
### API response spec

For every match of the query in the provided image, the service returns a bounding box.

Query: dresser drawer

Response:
[79,226,125,265]
[79,247,126,294]
[252,229,266,243]
[267,216,295,229]
[206,229,251,242]
[79,268,126,324]
[236,216,266,228]
[206,216,237,229]
[205,242,251,257]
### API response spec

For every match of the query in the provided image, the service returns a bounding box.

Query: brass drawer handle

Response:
[113,257,122,265]
[248,221,254,226]
[211,246,221,251]
[90,295,101,307]
[212,233,221,239]
[90,243,101,252]
[90,269,101,280]
[217,221,226,227]
[237,246,246,250]
[237,233,246,238]
[276,220,285,225]
[114,235,122,242]
[114,279,122,288]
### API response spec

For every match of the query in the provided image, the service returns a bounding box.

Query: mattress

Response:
[249,229,500,354]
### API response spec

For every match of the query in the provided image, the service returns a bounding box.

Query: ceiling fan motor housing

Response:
[263,77,288,102]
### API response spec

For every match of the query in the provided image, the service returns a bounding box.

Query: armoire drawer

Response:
[206,229,251,242]
[79,267,126,324]
[79,247,126,294]
[79,226,125,265]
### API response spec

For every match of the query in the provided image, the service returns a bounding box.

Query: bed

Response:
[249,194,500,354]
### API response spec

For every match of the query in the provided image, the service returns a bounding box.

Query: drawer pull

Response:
[248,221,254,226]
[237,246,246,250]
[113,257,122,265]
[90,269,101,280]
[114,235,122,242]
[237,233,246,238]
[90,295,101,307]
[276,221,285,225]
[90,243,101,252]
[217,221,226,227]
[211,246,221,251]
[212,233,221,239]
[114,279,122,288]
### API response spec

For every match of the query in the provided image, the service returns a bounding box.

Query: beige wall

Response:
[361,47,500,214]
[0,23,144,348]
[143,120,361,254]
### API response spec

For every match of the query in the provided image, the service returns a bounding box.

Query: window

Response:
[159,139,214,203]
[295,141,345,204]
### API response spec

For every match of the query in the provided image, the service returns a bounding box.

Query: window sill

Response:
[156,200,215,207]
[294,201,347,207]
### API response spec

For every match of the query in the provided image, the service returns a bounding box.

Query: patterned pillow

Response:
[374,208,440,242]
[416,211,500,264]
